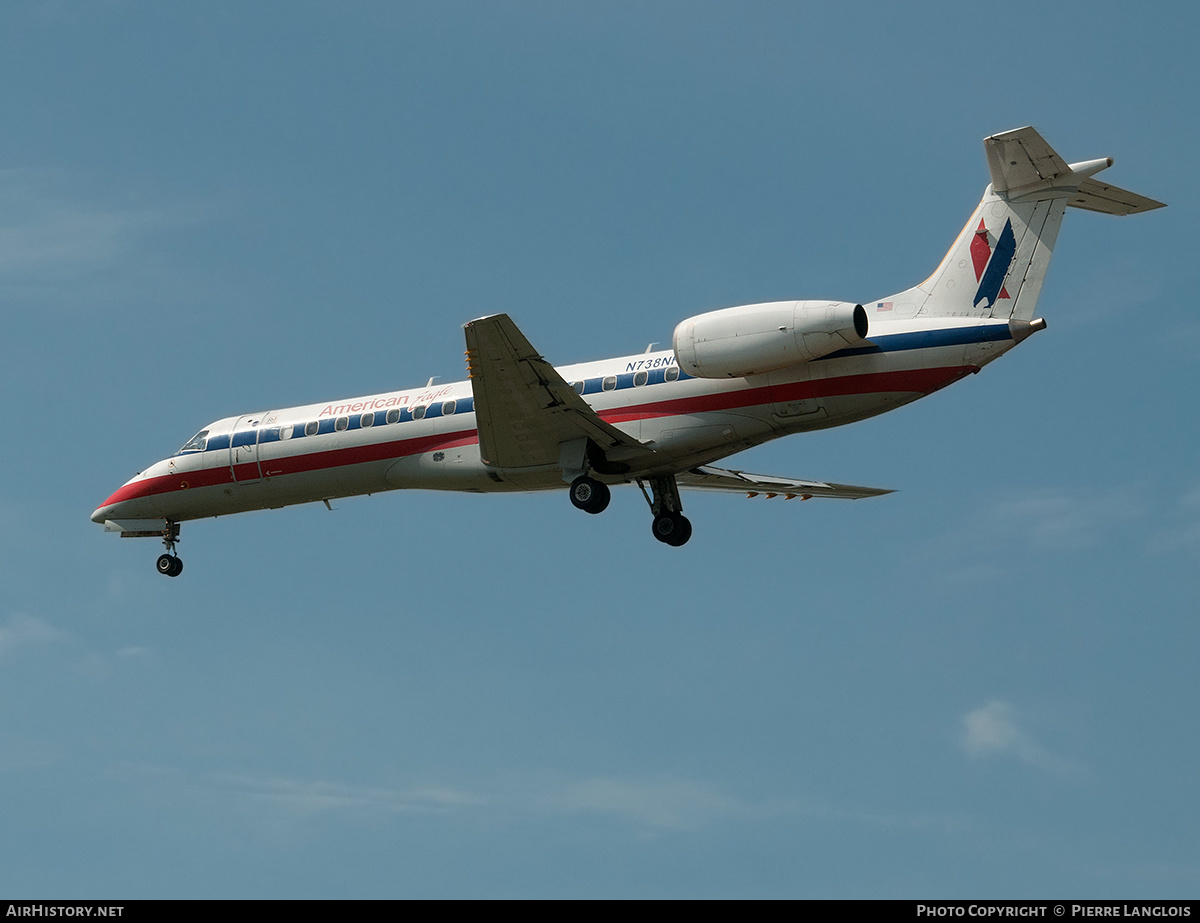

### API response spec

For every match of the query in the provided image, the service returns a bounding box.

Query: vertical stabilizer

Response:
[877,128,1163,323]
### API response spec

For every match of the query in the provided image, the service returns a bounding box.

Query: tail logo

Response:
[971,219,1016,309]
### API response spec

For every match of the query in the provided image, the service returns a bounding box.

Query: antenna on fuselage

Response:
[427,377,438,387]
[644,343,657,353]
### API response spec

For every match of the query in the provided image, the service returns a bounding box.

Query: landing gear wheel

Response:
[157,554,183,577]
[569,476,611,514]
[651,511,692,546]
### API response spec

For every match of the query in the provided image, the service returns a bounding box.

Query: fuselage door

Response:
[229,415,263,483]
[766,366,827,430]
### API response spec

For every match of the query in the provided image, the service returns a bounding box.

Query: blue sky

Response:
[2,1,1197,898]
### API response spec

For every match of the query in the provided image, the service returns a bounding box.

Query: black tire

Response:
[569,476,610,514]
[652,512,678,543]
[168,557,184,577]
[652,512,693,546]
[156,554,175,575]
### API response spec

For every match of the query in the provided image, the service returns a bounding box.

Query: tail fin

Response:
[881,127,1164,322]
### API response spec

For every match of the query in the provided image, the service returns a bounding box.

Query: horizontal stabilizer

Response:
[986,126,1073,193]
[985,126,1165,214]
[676,465,892,500]
[1069,178,1165,215]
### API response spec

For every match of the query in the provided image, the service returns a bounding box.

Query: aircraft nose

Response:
[91,468,169,524]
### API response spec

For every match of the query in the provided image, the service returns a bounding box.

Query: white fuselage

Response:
[90,312,1018,525]
[93,126,1165,561]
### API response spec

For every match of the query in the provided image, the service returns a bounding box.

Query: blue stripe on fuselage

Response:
[175,323,1011,457]
[816,323,1012,361]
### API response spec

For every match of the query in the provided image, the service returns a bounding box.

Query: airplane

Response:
[92,127,1164,576]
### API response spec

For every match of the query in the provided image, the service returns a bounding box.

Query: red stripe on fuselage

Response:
[101,365,972,508]
[600,366,972,423]
[98,429,480,507]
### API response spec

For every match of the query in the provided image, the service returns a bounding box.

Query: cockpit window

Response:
[180,430,209,453]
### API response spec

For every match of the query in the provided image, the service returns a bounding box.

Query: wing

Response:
[463,314,656,472]
[676,465,893,500]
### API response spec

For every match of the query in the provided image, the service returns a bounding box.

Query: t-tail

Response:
[881,127,1164,327]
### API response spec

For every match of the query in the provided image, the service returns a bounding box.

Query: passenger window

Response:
[305,421,320,437]
[412,405,426,420]
[665,367,680,382]
[602,376,617,391]
[634,371,648,387]
[279,424,294,440]
[360,413,374,428]
[180,429,209,453]
[335,416,349,432]
[386,409,400,424]
[442,400,456,416]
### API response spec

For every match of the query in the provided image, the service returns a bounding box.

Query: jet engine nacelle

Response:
[672,300,869,378]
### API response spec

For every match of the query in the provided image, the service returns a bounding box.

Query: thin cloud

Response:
[0,738,63,772]
[211,772,485,818]
[0,168,208,302]
[916,487,1149,582]
[211,771,742,830]
[960,700,1078,776]
[1146,486,1200,557]
[106,762,976,853]
[0,613,68,659]
[989,487,1146,552]
[179,768,961,837]
[542,775,747,831]
[919,487,1147,565]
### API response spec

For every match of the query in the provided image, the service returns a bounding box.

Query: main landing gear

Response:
[650,509,692,546]
[640,474,692,547]
[155,522,183,577]
[569,475,611,515]
[567,472,692,545]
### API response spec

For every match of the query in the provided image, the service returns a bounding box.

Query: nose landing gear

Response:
[155,522,183,577]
